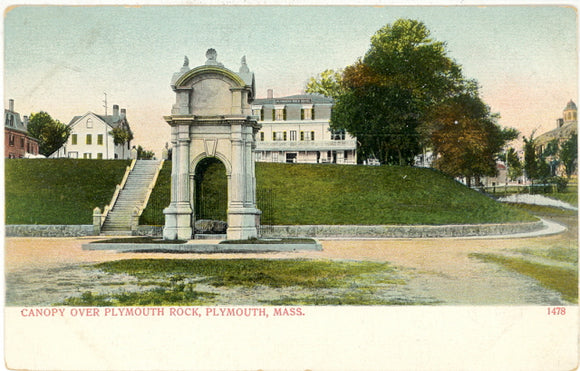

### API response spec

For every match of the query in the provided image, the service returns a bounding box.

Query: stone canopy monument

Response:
[163,49,261,240]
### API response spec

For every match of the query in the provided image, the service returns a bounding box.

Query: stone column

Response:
[163,123,193,240]
[226,120,260,240]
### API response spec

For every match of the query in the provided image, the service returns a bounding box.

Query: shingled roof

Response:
[252,93,333,105]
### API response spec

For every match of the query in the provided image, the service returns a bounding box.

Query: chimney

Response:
[8,99,14,112]
[120,108,126,119]
[112,104,119,121]
[23,115,28,128]
[267,89,274,99]
[557,118,564,128]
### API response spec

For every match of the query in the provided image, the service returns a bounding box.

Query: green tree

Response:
[427,92,519,186]
[539,138,561,177]
[523,135,539,183]
[505,147,523,181]
[27,111,70,157]
[560,133,578,177]
[136,145,155,160]
[305,69,344,99]
[110,126,133,158]
[309,19,465,165]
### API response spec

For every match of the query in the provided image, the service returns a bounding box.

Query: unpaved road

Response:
[5,214,577,306]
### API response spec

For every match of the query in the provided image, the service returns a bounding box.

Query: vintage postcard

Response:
[3,1,578,370]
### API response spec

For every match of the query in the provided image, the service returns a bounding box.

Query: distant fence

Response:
[257,188,275,235]
[476,183,560,196]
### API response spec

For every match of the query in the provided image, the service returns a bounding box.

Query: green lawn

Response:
[58,258,410,306]
[142,162,535,225]
[5,159,130,224]
[6,160,535,226]
[470,253,577,303]
[547,185,578,206]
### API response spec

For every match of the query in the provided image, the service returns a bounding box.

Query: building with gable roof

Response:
[51,105,132,159]
[252,91,357,164]
[4,99,40,158]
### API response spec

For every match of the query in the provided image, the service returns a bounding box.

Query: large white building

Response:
[51,105,133,159]
[252,91,357,164]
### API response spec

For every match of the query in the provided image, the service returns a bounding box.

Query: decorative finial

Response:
[183,55,189,67]
[205,48,223,67]
[239,55,249,73]
[206,48,217,61]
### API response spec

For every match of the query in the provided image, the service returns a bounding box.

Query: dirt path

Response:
[5,214,576,306]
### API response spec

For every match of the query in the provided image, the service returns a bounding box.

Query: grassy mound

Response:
[5,159,534,226]
[5,159,130,224]
[141,162,534,225]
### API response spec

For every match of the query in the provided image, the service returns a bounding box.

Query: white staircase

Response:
[101,160,162,235]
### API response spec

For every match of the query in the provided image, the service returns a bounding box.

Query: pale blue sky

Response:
[4,5,578,155]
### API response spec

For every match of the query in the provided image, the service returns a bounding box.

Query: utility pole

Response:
[103,92,109,158]
[103,92,108,116]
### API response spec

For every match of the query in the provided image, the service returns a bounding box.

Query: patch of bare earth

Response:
[4,213,576,306]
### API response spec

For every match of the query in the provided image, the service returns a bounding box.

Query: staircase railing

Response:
[130,160,164,232]
[96,159,136,228]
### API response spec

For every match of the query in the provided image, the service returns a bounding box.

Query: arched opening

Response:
[194,157,228,222]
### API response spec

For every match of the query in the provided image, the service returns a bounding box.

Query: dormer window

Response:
[252,105,263,121]
[301,104,314,120]
[273,105,286,121]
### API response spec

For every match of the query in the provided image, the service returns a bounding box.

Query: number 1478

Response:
[547,307,566,315]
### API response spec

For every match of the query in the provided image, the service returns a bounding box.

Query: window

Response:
[20,137,25,148]
[83,153,92,159]
[252,107,263,121]
[274,106,286,121]
[97,134,103,145]
[260,132,265,141]
[331,129,346,140]
[71,134,77,145]
[290,130,297,141]
[86,118,93,128]
[283,131,287,141]
[9,134,14,146]
[86,134,92,145]
[273,152,279,162]
[302,105,313,120]
[97,153,103,159]
[273,132,284,141]
[300,131,315,141]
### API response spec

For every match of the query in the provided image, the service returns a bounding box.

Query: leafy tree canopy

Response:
[427,92,518,185]
[136,145,155,160]
[560,133,578,177]
[307,18,517,175]
[110,126,133,146]
[27,111,70,157]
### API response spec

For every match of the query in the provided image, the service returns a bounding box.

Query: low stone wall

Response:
[259,221,544,239]
[5,225,96,237]
[6,221,545,239]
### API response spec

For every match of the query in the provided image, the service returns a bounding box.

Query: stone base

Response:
[227,207,261,240]
[163,204,193,240]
